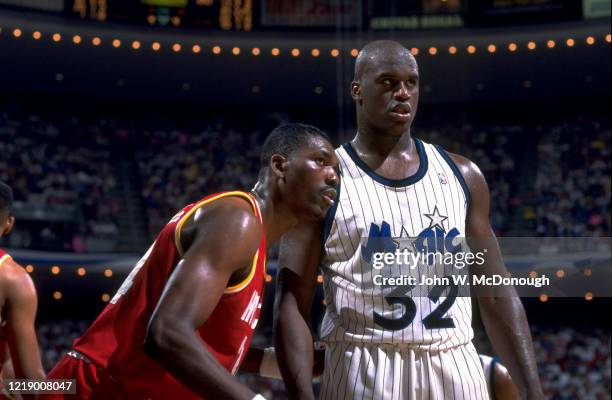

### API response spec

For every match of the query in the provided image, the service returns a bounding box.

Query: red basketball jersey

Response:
[0,249,11,375]
[71,191,267,399]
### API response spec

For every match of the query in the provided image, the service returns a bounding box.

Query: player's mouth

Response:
[321,188,337,206]
[389,103,411,121]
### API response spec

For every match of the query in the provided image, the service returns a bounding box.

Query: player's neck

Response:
[250,185,297,245]
[352,128,415,161]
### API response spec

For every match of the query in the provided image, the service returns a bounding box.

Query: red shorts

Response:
[39,355,125,400]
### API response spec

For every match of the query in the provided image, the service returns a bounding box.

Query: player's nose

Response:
[326,166,339,188]
[395,82,411,100]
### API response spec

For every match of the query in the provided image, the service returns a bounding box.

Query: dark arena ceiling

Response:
[0,4,609,107]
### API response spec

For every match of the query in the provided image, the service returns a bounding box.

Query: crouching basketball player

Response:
[44,123,339,400]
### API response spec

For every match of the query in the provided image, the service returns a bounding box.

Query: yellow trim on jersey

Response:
[0,254,11,269]
[173,191,264,294]
[224,245,261,294]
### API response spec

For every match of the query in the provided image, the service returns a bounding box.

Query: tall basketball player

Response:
[0,182,46,384]
[45,124,339,400]
[274,41,543,399]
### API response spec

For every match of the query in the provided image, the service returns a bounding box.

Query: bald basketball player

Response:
[45,123,339,400]
[0,182,46,389]
[274,41,543,399]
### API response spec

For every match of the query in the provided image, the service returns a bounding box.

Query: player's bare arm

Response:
[450,152,544,400]
[0,345,12,380]
[143,197,262,400]
[273,220,323,400]
[0,259,45,381]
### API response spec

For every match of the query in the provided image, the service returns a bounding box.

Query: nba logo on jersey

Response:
[438,172,448,184]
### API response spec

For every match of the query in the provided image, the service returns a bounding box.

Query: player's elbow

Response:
[143,313,183,360]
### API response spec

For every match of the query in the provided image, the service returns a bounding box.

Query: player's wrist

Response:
[259,347,282,379]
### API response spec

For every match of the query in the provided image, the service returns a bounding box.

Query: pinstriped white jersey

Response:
[320,138,473,350]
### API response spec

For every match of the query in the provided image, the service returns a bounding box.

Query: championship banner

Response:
[261,0,361,27]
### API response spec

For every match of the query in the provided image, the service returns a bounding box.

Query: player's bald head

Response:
[354,40,417,81]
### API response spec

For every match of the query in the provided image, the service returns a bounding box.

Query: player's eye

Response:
[382,78,393,86]
[315,157,326,166]
[406,78,417,87]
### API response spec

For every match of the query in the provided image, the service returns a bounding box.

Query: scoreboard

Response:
[0,0,603,31]
[68,0,252,31]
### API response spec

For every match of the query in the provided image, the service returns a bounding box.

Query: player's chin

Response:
[389,118,412,131]
[304,203,330,221]
[379,122,409,138]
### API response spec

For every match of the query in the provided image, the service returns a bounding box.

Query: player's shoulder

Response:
[0,257,36,300]
[440,150,481,178]
[193,194,263,243]
[200,194,259,223]
[438,149,488,192]
[0,255,27,281]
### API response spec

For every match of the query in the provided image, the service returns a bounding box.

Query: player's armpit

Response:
[144,199,261,400]
[274,220,323,400]
[3,260,45,381]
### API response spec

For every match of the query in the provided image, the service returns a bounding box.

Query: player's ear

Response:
[270,154,287,179]
[2,215,14,236]
[351,81,361,101]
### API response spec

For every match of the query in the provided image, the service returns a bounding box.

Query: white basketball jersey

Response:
[320,138,473,350]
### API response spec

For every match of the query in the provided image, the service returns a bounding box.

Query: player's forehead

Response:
[368,57,418,79]
[288,136,335,167]
[359,46,418,80]
[296,135,334,156]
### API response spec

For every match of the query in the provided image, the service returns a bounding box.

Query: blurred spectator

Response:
[0,110,121,250]
[532,117,610,237]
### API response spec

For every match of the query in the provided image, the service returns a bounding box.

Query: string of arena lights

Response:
[27,263,599,303]
[2,26,611,57]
